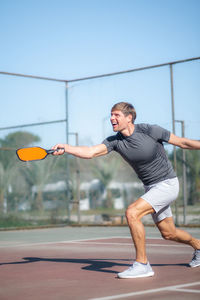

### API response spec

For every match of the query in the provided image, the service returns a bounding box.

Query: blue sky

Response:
[0,0,200,148]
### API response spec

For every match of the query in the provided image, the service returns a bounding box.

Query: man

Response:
[52,101,200,278]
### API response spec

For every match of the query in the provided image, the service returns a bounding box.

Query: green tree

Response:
[185,151,200,205]
[169,149,200,205]
[0,131,40,213]
[0,161,15,212]
[20,157,59,211]
[91,155,120,208]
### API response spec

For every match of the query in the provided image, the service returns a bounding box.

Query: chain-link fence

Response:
[0,57,200,228]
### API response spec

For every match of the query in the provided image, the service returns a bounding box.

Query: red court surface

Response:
[0,227,200,300]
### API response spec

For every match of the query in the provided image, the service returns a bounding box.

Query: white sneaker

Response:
[118,261,154,279]
[189,250,200,268]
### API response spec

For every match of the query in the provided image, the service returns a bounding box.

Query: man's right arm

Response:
[168,133,200,150]
[52,143,108,159]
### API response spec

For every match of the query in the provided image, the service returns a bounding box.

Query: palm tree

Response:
[186,151,200,205]
[170,149,200,205]
[91,155,120,208]
[20,157,59,211]
[0,131,40,213]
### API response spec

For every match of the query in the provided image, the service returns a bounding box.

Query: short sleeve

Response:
[148,125,171,142]
[102,135,118,153]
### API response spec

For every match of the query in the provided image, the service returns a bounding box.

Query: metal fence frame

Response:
[1,56,200,224]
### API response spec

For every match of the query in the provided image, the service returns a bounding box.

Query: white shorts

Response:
[141,177,179,223]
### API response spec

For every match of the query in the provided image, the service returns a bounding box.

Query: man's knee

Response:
[161,229,177,241]
[126,198,154,224]
[157,217,177,241]
[125,206,139,223]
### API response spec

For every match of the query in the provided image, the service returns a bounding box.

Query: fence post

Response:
[65,82,71,222]
[175,120,187,225]
[170,64,179,226]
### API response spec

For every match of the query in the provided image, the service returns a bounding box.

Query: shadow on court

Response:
[0,234,199,300]
[0,257,190,273]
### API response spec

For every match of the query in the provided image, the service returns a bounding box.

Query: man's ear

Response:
[127,114,133,123]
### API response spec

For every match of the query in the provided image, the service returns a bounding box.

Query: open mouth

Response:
[112,122,118,129]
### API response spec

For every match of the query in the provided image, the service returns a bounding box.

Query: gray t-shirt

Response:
[103,123,176,185]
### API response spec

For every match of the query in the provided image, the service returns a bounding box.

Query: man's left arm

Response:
[168,133,200,150]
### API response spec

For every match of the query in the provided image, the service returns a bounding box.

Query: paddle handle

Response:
[47,148,65,154]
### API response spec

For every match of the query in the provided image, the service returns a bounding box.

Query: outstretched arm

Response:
[168,133,200,150]
[52,143,108,159]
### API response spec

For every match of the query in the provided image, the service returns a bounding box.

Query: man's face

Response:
[110,110,132,132]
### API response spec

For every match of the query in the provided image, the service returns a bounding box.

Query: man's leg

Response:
[125,198,155,263]
[117,198,155,278]
[156,216,200,249]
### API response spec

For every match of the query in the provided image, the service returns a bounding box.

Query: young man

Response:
[52,102,200,278]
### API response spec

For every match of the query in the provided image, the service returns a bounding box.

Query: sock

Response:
[136,261,148,265]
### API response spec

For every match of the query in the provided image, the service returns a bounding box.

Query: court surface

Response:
[0,226,200,300]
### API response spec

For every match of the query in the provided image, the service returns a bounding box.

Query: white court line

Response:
[170,288,200,293]
[0,236,188,248]
[89,281,200,300]
[71,241,186,247]
[0,236,130,248]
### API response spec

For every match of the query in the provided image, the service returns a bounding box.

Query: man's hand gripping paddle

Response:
[16,147,64,162]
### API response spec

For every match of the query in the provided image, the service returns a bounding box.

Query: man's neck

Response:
[120,124,135,137]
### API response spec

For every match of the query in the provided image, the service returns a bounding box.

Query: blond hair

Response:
[111,102,136,124]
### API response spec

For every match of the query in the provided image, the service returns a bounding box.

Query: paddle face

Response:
[16,147,49,162]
